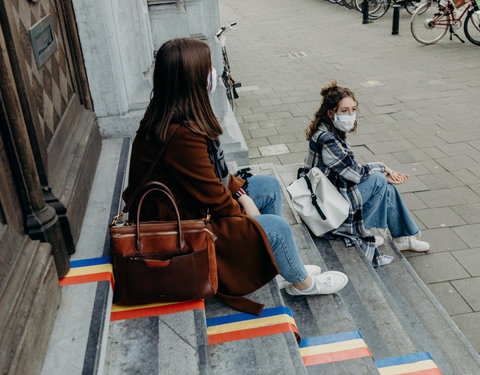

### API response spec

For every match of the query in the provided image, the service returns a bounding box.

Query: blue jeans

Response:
[244,175,308,283]
[357,172,419,238]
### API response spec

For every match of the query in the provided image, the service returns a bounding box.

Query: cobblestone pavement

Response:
[219,0,480,352]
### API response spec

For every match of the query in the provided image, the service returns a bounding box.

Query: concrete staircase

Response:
[41,141,480,374]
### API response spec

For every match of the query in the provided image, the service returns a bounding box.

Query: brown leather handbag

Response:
[110,181,218,305]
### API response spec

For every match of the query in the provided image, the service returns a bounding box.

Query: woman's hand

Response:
[238,195,261,216]
[385,169,409,185]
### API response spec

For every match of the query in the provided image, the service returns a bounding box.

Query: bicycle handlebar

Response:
[216,22,237,38]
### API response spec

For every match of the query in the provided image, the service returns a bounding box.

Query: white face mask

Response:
[333,113,356,132]
[207,67,217,93]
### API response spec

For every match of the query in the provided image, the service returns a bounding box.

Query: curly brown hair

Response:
[305,81,358,140]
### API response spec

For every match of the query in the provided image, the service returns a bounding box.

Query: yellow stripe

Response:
[111,301,182,312]
[378,360,438,375]
[64,264,113,277]
[207,314,297,335]
[299,339,367,357]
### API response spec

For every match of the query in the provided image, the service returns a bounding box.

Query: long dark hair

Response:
[138,38,222,143]
[306,81,358,140]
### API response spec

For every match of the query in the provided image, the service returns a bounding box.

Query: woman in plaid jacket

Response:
[303,81,430,266]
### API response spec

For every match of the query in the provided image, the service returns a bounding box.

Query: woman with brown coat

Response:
[123,38,348,315]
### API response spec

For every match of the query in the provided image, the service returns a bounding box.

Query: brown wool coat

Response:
[123,124,279,315]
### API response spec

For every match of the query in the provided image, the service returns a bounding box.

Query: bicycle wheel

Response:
[354,0,389,18]
[464,10,480,45]
[342,0,354,9]
[411,3,449,44]
[405,0,423,14]
[369,0,391,19]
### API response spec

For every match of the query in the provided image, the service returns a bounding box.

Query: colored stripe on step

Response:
[375,352,442,375]
[207,306,299,344]
[111,300,205,321]
[60,260,114,289]
[299,331,372,366]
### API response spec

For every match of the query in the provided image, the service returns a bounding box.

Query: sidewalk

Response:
[219,0,480,353]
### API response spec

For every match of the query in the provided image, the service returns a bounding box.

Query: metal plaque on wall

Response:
[29,14,57,69]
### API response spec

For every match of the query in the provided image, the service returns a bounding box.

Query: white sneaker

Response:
[285,271,348,296]
[375,236,385,247]
[276,265,321,289]
[377,254,394,266]
[393,236,430,253]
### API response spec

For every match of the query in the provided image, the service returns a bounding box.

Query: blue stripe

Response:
[206,306,293,327]
[375,352,433,368]
[299,331,363,348]
[70,256,112,268]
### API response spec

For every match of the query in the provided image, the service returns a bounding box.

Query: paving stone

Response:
[246,137,269,148]
[452,248,480,277]
[413,207,466,228]
[421,147,448,159]
[267,134,298,145]
[392,149,431,164]
[452,203,480,225]
[408,252,469,284]
[453,224,480,249]
[286,141,309,153]
[451,277,480,311]
[451,169,480,185]
[277,152,305,165]
[428,282,473,316]
[409,135,446,148]
[415,189,467,208]
[395,176,429,194]
[437,131,476,144]
[250,128,278,138]
[249,155,280,165]
[266,111,293,120]
[242,113,269,122]
[436,143,477,156]
[248,148,261,159]
[452,313,480,353]
[417,173,464,190]
[436,155,480,172]
[402,193,428,210]
[419,228,467,253]
[258,144,290,157]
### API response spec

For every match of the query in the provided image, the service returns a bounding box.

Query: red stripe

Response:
[59,272,114,290]
[404,368,442,375]
[208,322,299,345]
[303,347,372,366]
[110,300,205,321]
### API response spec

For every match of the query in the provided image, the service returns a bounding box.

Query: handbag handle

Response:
[135,181,185,253]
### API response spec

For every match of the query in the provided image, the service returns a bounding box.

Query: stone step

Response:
[42,137,130,375]
[275,162,480,374]
[105,301,209,374]
[205,284,306,375]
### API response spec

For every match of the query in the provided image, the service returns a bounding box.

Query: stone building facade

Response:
[0,0,245,373]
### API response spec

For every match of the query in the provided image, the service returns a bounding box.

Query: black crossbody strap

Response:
[304,175,327,220]
[123,124,181,214]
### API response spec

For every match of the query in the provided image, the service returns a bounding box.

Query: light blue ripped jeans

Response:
[357,172,419,238]
[244,175,308,283]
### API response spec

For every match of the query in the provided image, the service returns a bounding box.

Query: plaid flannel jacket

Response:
[304,124,385,262]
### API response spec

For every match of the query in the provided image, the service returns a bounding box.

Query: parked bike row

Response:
[325,0,480,45]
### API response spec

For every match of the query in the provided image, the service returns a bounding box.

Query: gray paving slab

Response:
[413,207,467,229]
[418,228,467,254]
[428,282,473,316]
[453,224,480,249]
[409,253,470,284]
[451,277,480,312]
[452,248,480,277]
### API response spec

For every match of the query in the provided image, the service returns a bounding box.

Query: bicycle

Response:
[411,0,480,45]
[354,0,423,20]
[216,22,241,112]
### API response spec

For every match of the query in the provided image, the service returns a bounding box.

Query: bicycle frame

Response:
[433,1,471,26]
